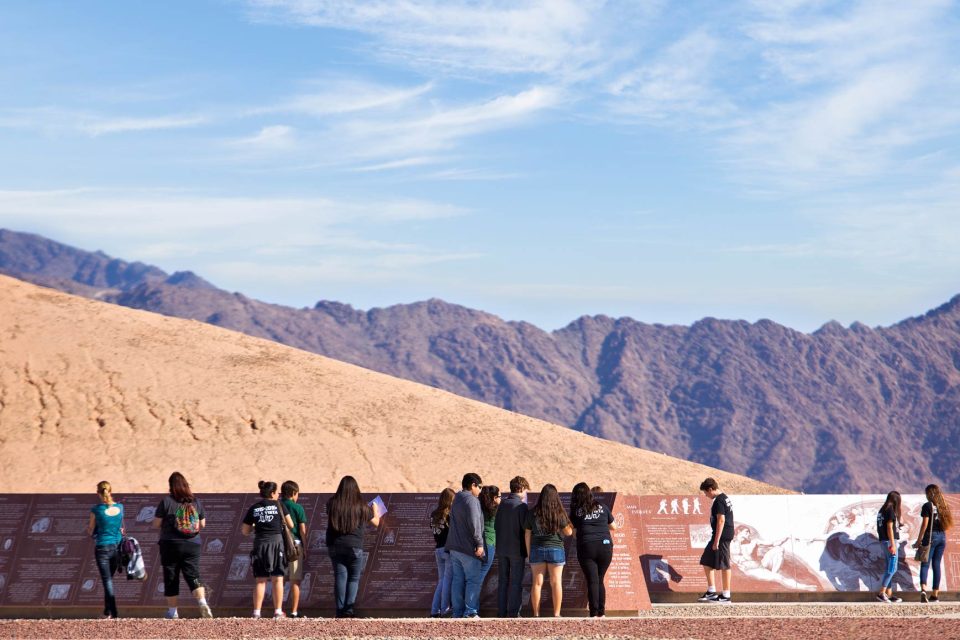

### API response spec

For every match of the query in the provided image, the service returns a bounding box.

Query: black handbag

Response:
[914,504,937,563]
[277,500,301,562]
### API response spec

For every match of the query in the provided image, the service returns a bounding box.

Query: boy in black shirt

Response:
[697,478,734,603]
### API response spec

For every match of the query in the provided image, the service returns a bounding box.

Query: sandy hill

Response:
[0,275,786,495]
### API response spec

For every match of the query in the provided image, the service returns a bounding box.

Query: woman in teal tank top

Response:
[86,481,124,618]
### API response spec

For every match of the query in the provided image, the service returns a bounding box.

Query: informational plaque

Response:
[1,492,954,616]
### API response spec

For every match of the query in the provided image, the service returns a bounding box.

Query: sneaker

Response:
[875,593,890,603]
[274,612,287,619]
[920,591,929,604]
[199,604,213,618]
[716,594,732,604]
[289,613,305,619]
[252,612,261,619]
[463,613,480,619]
[930,596,940,603]
[889,595,903,603]
[430,613,441,618]
[698,591,720,602]
[164,611,179,620]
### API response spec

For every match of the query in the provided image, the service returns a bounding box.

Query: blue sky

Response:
[2,1,959,332]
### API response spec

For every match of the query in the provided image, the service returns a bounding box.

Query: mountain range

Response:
[2,228,957,493]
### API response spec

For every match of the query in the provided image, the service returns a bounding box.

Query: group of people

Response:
[87,471,380,620]
[428,474,616,618]
[86,473,952,619]
[873,485,953,604]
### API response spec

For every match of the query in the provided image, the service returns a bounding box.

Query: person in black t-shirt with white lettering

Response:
[875,490,903,603]
[241,481,295,619]
[697,477,734,603]
[569,482,617,617]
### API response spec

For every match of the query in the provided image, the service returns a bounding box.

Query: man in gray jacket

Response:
[445,472,484,618]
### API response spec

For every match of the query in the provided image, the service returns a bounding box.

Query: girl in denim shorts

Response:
[523,484,574,617]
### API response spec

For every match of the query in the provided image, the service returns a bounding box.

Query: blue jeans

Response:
[880,547,898,589]
[431,548,452,615]
[94,544,120,617]
[497,554,525,617]
[920,531,947,589]
[329,546,365,616]
[479,544,495,585]
[449,549,483,617]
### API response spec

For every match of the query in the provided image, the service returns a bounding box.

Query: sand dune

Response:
[0,275,787,495]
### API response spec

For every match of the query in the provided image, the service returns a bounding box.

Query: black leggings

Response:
[576,540,613,616]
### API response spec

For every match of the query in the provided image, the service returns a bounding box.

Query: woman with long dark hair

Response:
[875,491,903,603]
[241,481,295,619]
[569,482,617,617]
[152,471,213,619]
[524,484,573,617]
[914,484,953,603]
[478,485,501,587]
[429,487,456,617]
[326,476,381,618]
[86,481,123,619]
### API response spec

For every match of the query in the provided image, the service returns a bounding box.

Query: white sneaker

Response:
[199,603,213,618]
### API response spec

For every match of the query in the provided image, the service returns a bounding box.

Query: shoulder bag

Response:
[914,503,937,563]
[277,500,301,562]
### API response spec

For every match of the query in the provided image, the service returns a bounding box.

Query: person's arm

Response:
[713,515,725,551]
[525,529,532,558]
[561,522,574,537]
[608,508,618,531]
[198,518,206,531]
[886,520,895,555]
[285,514,295,529]
[299,522,308,540]
[86,513,96,536]
[369,503,381,528]
[152,517,162,529]
[470,500,484,557]
[241,523,253,536]
[913,516,930,548]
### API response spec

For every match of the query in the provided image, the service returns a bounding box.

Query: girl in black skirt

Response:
[242,481,295,619]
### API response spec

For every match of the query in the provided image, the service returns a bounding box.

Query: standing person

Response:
[875,491,903,603]
[478,485,500,587]
[696,478,734,604]
[495,476,529,617]
[445,472,485,618]
[152,471,213,619]
[241,481,295,619]
[326,476,381,618]
[524,484,573,617]
[914,484,953,603]
[281,480,308,618]
[429,488,456,617]
[569,482,617,617]
[86,481,123,619]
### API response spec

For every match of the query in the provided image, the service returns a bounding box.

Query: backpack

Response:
[117,536,147,581]
[174,501,202,538]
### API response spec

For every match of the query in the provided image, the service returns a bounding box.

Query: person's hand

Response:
[712,541,719,551]
[475,546,484,558]
[888,544,896,556]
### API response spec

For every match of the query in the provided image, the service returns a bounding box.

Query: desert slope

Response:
[0,275,786,495]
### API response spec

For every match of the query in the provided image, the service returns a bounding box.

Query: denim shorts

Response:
[529,545,565,565]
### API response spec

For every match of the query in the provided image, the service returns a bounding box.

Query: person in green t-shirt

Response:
[478,485,501,589]
[281,480,308,618]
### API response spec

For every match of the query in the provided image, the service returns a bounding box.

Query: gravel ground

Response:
[2,604,960,640]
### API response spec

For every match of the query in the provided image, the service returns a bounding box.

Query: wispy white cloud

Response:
[245,0,642,79]
[231,124,298,151]
[252,79,433,117]
[0,107,207,136]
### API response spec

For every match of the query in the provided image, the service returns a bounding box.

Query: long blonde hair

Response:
[96,480,114,504]
[926,484,953,531]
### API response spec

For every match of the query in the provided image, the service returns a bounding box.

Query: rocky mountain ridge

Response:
[2,228,958,493]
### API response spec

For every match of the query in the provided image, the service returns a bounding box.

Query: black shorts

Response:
[699,539,731,570]
[251,536,286,578]
[159,539,203,597]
